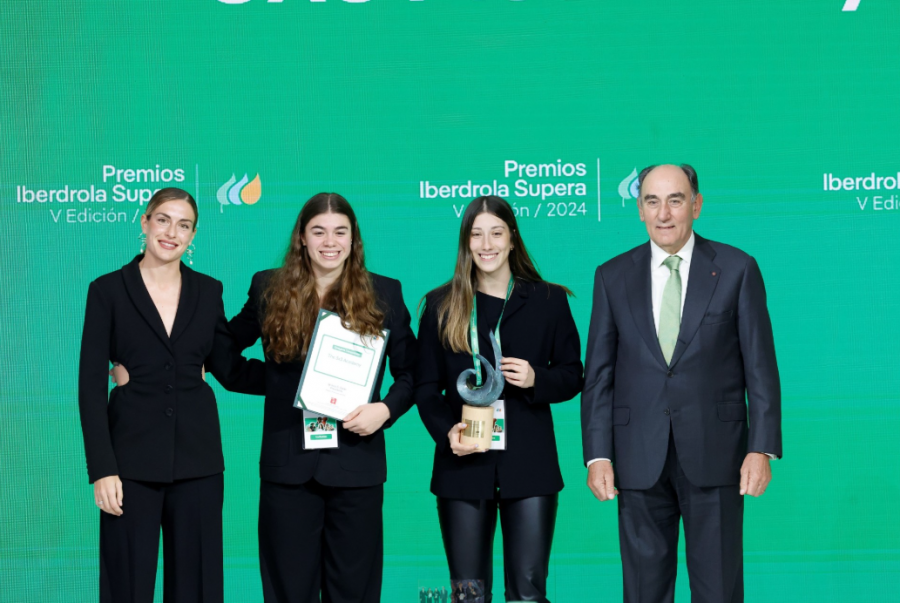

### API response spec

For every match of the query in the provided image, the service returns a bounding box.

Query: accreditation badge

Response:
[490,400,506,451]
[301,410,339,449]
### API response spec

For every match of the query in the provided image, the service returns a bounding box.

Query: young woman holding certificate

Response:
[227,192,417,603]
[78,188,265,602]
[416,196,584,603]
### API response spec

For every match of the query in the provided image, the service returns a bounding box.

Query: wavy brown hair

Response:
[262,193,384,363]
[429,195,568,355]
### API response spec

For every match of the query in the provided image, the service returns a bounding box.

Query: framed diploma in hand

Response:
[293,310,390,421]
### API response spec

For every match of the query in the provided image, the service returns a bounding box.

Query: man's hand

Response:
[447,422,482,456]
[342,403,390,436]
[93,475,124,516]
[587,460,617,501]
[739,452,772,497]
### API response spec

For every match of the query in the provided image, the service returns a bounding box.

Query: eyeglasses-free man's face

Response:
[637,164,704,255]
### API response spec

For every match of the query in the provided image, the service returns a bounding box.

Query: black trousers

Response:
[436,493,558,603]
[99,473,224,603]
[618,430,744,603]
[258,479,384,603]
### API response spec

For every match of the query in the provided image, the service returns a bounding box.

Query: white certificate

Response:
[293,310,389,421]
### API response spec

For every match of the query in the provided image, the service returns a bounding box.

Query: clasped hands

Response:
[587,452,772,502]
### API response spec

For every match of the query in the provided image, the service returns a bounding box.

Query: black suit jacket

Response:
[581,234,782,490]
[416,281,584,500]
[228,270,417,487]
[78,256,265,484]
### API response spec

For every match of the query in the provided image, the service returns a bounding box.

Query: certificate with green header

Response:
[293,310,390,421]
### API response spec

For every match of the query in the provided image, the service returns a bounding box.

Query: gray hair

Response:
[637,164,699,200]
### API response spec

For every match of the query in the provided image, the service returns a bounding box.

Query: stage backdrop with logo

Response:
[2,1,898,601]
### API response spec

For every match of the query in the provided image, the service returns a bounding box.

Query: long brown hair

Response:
[431,195,562,354]
[262,193,384,363]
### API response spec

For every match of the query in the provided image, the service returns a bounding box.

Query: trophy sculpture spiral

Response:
[456,331,505,450]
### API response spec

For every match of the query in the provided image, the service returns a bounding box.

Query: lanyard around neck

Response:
[469,276,515,388]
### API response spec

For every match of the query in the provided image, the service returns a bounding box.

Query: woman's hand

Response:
[342,403,391,436]
[500,357,535,388]
[447,423,482,456]
[93,475,124,516]
[109,363,206,385]
[110,363,129,386]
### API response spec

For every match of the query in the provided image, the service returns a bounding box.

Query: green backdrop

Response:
[2,1,898,601]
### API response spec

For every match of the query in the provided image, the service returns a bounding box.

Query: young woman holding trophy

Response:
[415,196,583,603]
[227,192,417,603]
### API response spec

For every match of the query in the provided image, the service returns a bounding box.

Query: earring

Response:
[186,243,196,265]
[139,233,146,253]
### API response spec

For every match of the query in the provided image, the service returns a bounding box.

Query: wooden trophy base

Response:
[460,404,495,450]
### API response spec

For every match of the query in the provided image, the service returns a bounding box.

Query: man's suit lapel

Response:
[668,234,721,368]
[169,263,199,345]
[625,243,668,369]
[122,255,174,353]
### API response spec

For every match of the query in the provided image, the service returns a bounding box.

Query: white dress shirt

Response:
[587,232,777,467]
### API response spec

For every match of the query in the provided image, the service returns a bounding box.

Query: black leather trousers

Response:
[437,492,558,603]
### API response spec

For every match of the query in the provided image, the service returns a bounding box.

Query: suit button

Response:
[667,371,673,378]
[165,384,173,394]
[165,408,174,417]
[164,363,172,371]
[664,408,670,415]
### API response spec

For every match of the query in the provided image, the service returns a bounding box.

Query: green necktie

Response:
[658,255,683,365]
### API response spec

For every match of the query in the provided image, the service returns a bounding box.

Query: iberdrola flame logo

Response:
[618,168,640,206]
[217,173,261,212]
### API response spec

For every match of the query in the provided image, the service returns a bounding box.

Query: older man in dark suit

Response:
[581,164,782,602]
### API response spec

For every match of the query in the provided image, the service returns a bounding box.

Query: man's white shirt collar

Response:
[650,231,696,268]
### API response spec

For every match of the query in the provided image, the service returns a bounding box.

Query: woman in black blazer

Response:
[78,188,264,602]
[227,192,417,603]
[416,196,583,603]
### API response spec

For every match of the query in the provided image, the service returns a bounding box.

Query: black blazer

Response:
[78,256,265,484]
[227,270,417,487]
[581,234,782,490]
[416,280,584,500]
